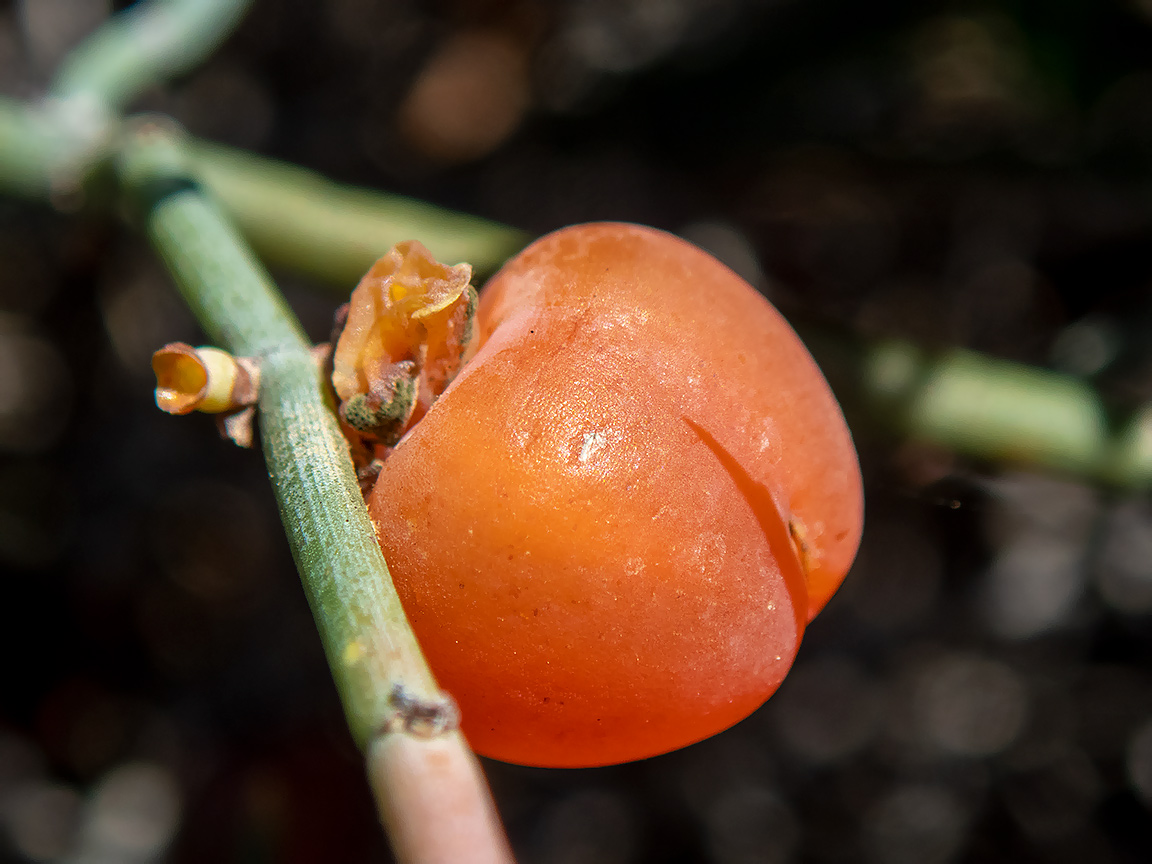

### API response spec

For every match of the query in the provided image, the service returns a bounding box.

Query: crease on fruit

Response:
[332,240,479,449]
[682,416,808,635]
[787,516,820,580]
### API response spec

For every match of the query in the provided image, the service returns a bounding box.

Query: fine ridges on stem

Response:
[119,122,514,864]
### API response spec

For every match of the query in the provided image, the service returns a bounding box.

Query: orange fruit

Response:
[366,223,863,767]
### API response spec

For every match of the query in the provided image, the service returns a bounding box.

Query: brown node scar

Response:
[383,684,461,739]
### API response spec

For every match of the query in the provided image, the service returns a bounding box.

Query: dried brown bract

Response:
[332,241,478,456]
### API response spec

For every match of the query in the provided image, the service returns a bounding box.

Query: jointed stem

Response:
[0,94,530,283]
[119,126,514,864]
[1,1,522,859]
[190,141,530,286]
[50,0,254,114]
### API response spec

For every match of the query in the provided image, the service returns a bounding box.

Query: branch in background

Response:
[0,98,61,199]
[864,340,1152,487]
[118,123,514,863]
[2,0,530,281]
[190,140,530,286]
[0,94,530,282]
[47,0,529,282]
[17,0,251,200]
[50,0,253,114]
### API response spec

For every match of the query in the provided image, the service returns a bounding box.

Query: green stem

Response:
[257,347,445,745]
[118,126,441,747]
[0,95,529,285]
[189,140,531,286]
[50,0,253,114]
[0,99,61,198]
[862,340,1152,487]
[120,123,515,863]
[8,0,254,199]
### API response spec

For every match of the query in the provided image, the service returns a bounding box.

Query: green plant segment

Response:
[50,0,253,114]
[0,2,516,860]
[119,127,445,749]
[0,0,527,283]
[113,126,516,863]
[0,98,60,198]
[0,0,255,202]
[864,340,1152,487]
[0,94,529,280]
[190,141,530,286]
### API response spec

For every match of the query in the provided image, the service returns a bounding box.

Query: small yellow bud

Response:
[152,342,260,415]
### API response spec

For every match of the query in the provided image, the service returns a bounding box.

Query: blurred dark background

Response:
[4,0,1152,861]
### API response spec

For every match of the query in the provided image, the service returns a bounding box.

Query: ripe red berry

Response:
[363,223,863,767]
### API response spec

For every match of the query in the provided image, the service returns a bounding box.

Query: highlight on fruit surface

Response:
[349,224,864,768]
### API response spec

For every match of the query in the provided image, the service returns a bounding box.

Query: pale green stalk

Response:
[189,141,530,286]
[864,340,1152,486]
[50,0,253,113]
[118,126,514,863]
[118,124,439,743]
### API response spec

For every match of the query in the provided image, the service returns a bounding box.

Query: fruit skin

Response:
[367,223,863,768]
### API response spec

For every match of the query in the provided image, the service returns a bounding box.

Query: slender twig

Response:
[0,94,530,281]
[50,0,254,114]
[0,98,62,198]
[19,0,252,200]
[863,340,1152,486]
[118,123,514,864]
[190,141,531,285]
[43,0,525,285]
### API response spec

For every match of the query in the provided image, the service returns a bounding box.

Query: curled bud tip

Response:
[152,343,260,416]
[332,241,478,454]
[152,342,210,415]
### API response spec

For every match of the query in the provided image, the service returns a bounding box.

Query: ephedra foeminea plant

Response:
[13,2,1152,861]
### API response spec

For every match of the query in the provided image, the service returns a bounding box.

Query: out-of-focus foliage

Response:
[2,0,1152,862]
